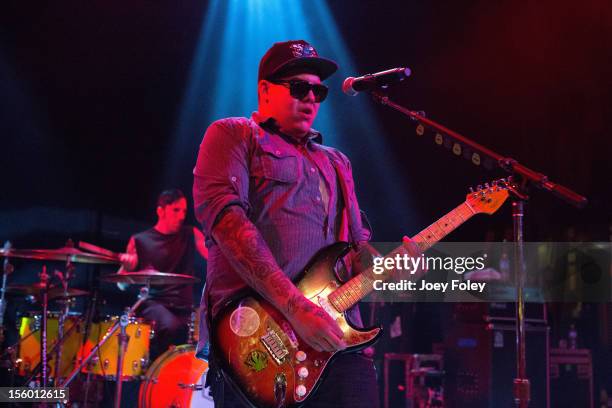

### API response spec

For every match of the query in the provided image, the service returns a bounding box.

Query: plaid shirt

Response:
[193,114,370,352]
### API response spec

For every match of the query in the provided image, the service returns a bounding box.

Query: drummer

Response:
[118,189,208,358]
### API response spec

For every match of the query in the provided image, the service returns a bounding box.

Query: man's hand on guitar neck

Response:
[213,206,347,353]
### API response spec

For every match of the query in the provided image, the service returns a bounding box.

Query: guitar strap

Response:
[322,147,358,246]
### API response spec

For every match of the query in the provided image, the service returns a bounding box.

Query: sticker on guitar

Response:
[229,306,260,337]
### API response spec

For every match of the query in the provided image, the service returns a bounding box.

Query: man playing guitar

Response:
[193,40,386,407]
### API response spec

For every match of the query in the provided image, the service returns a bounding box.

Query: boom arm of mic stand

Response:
[369,90,588,407]
[370,91,588,208]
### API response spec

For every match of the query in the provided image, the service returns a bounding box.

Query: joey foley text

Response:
[371,253,488,293]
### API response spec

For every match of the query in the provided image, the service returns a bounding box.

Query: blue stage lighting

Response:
[165,0,417,238]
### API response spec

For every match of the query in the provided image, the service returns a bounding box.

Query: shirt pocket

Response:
[258,143,299,183]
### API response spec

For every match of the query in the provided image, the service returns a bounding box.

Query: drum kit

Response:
[0,241,213,407]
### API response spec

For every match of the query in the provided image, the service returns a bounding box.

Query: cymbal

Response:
[100,269,200,285]
[48,288,90,299]
[0,246,119,264]
[5,283,48,296]
[5,284,90,299]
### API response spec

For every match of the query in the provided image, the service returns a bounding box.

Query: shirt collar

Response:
[251,112,323,145]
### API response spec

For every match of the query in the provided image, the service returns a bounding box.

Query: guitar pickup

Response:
[261,328,289,365]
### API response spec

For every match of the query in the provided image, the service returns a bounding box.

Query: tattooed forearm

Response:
[212,206,308,317]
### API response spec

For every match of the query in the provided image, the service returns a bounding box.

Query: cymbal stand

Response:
[0,242,15,390]
[0,241,14,346]
[81,287,99,408]
[39,265,50,387]
[52,259,75,383]
[22,318,80,386]
[113,313,129,408]
[61,285,149,399]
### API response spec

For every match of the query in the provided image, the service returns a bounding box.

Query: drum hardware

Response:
[177,382,204,390]
[0,241,109,386]
[20,312,82,385]
[40,264,50,387]
[20,254,83,386]
[0,241,14,345]
[61,285,150,408]
[188,308,198,345]
[80,286,100,403]
[114,312,130,408]
[1,243,202,406]
[140,357,149,370]
[52,260,75,383]
[80,315,153,380]
[188,311,195,344]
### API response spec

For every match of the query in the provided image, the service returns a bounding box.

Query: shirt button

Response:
[275,150,281,155]
[316,196,321,202]
[231,176,237,182]
[310,167,316,173]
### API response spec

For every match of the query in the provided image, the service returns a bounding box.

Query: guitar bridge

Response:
[261,328,289,365]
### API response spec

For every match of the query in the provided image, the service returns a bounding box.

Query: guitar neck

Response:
[328,202,477,313]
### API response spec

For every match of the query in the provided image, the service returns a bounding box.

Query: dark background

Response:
[1,0,610,245]
[1,1,611,404]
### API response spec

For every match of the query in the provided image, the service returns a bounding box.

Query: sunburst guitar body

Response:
[212,180,510,407]
[213,242,379,408]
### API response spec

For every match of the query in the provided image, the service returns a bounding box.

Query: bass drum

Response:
[138,344,213,408]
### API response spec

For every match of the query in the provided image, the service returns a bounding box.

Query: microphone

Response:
[342,67,411,96]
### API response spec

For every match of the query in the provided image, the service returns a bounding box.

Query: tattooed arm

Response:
[213,206,346,352]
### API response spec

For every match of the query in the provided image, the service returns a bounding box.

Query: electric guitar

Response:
[212,181,509,408]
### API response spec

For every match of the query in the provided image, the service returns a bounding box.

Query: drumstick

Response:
[78,241,121,260]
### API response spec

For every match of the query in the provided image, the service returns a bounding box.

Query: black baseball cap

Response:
[258,40,338,81]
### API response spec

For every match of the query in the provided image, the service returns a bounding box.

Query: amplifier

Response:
[444,320,549,408]
[452,301,547,323]
[549,348,593,408]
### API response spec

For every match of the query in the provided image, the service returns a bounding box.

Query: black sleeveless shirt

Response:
[132,225,196,309]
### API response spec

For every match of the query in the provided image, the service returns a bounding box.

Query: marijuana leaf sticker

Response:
[245,350,268,372]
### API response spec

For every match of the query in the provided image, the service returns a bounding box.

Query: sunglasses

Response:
[269,79,329,103]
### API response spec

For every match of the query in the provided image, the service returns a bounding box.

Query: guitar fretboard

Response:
[328,202,476,313]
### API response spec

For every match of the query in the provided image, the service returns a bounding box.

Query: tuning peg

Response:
[469,187,475,193]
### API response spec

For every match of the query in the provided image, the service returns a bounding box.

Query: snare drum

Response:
[79,316,153,380]
[16,311,83,378]
[138,344,212,408]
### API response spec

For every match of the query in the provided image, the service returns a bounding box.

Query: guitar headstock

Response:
[466,179,510,215]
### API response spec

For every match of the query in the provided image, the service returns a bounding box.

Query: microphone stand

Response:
[369,90,587,407]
